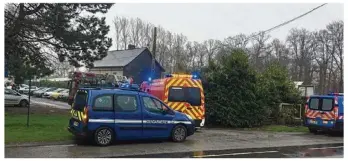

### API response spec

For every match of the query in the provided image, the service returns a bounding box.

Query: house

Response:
[90,46,165,84]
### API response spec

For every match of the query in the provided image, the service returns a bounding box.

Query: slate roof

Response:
[93,48,147,67]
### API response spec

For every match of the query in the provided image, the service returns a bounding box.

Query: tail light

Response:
[334,107,339,119]
[82,106,89,124]
[304,97,309,115]
[334,96,339,119]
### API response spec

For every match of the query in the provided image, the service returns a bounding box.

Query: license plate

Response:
[309,120,317,124]
[73,121,79,126]
[323,121,328,124]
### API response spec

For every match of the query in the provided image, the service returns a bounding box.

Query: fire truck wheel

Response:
[171,125,187,142]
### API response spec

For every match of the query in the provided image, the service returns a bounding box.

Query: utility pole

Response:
[27,78,31,127]
[151,27,157,80]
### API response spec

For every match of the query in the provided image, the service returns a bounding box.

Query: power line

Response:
[248,3,328,40]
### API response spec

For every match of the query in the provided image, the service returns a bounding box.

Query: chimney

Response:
[128,44,136,50]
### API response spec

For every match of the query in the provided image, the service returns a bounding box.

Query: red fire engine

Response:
[141,74,205,129]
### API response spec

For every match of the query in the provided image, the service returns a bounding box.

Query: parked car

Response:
[21,86,39,95]
[5,89,29,107]
[51,89,69,100]
[28,87,46,96]
[43,88,65,98]
[68,88,195,146]
[34,87,57,97]
[58,90,70,102]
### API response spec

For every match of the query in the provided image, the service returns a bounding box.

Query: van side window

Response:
[93,95,113,111]
[142,97,168,114]
[114,95,138,112]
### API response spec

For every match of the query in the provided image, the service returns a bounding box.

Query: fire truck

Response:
[140,73,205,129]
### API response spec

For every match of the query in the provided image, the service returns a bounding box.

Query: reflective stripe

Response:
[88,119,191,124]
[89,119,114,123]
[115,119,142,123]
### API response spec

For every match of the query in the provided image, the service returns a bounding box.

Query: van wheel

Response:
[19,100,28,108]
[308,127,317,134]
[94,127,114,146]
[171,125,187,142]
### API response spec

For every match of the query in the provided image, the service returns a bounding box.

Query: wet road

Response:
[5,129,343,158]
[114,143,343,158]
[31,97,70,109]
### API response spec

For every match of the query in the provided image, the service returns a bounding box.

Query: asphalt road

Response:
[30,97,70,109]
[115,143,343,158]
[5,129,343,158]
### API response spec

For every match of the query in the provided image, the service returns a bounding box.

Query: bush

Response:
[203,50,301,128]
[256,62,301,124]
[204,49,267,128]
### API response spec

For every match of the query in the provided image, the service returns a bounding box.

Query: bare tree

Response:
[313,30,332,94]
[113,16,122,50]
[203,39,220,63]
[129,18,143,47]
[327,21,343,92]
[286,28,314,84]
[119,17,129,50]
[250,32,271,71]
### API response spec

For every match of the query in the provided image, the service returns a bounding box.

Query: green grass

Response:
[243,125,308,133]
[5,114,73,144]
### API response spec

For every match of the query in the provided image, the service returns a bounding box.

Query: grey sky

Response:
[103,3,343,50]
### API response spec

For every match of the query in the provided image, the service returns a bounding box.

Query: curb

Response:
[5,140,75,148]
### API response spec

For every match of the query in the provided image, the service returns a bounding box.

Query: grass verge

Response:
[5,114,73,144]
[244,125,308,132]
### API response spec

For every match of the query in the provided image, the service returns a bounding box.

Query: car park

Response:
[58,90,70,102]
[43,88,65,98]
[51,89,69,100]
[68,87,195,146]
[21,86,39,95]
[5,89,29,107]
[34,87,58,97]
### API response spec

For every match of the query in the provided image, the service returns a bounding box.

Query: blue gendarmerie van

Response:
[304,93,343,134]
[68,87,195,146]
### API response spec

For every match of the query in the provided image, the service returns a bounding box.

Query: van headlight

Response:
[185,114,193,120]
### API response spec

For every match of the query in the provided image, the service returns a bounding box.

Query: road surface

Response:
[31,97,70,109]
[5,129,343,158]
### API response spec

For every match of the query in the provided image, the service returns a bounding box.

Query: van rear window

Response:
[309,97,334,111]
[73,91,87,111]
[322,98,334,111]
[309,98,319,110]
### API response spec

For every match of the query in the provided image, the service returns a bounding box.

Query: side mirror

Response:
[162,110,167,115]
[16,93,21,96]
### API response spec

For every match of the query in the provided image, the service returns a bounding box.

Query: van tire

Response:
[94,127,114,146]
[171,124,187,142]
[308,127,318,134]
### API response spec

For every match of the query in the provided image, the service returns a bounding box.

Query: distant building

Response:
[90,46,165,84]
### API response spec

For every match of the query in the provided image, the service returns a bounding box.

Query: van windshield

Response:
[168,87,201,106]
[73,91,88,111]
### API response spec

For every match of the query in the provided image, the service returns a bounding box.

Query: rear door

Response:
[113,94,143,140]
[307,97,335,128]
[69,90,89,132]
